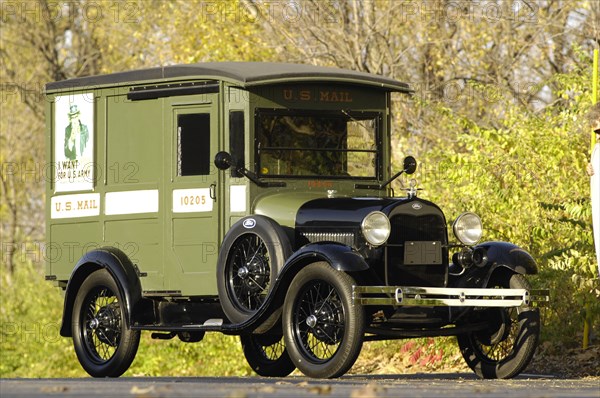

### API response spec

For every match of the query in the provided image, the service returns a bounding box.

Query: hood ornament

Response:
[408,179,418,199]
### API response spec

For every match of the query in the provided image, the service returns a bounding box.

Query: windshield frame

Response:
[254,108,383,180]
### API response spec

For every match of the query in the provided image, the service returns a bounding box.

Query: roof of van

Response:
[45,62,411,93]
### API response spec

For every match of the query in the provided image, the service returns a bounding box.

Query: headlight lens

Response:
[453,212,483,245]
[361,211,391,246]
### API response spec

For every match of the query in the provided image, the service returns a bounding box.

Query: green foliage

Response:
[403,58,600,348]
[0,264,84,377]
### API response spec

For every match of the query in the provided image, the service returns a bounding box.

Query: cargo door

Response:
[166,97,222,295]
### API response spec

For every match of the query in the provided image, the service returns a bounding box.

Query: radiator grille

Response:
[386,213,448,287]
[301,232,355,247]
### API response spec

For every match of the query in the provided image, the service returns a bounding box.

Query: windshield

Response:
[255,110,381,179]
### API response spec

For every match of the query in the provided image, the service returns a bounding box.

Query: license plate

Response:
[404,241,442,265]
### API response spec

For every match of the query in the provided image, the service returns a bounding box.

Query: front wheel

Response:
[283,262,364,378]
[72,269,140,377]
[240,333,295,377]
[457,273,540,379]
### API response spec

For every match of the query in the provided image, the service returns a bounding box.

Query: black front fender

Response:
[475,241,538,275]
[451,242,538,289]
[59,247,142,337]
[283,242,369,273]
[218,243,369,334]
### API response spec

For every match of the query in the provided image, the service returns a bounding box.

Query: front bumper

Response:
[353,286,550,307]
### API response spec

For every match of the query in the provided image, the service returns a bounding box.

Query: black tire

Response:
[457,273,540,379]
[72,269,140,377]
[283,262,364,378]
[217,215,292,324]
[240,333,296,377]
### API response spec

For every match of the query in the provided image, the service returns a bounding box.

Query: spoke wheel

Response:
[283,262,364,379]
[217,216,292,324]
[72,269,140,377]
[83,287,121,361]
[294,280,345,361]
[240,334,295,377]
[457,273,540,379]
[227,234,271,313]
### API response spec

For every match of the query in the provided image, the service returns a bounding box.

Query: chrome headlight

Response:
[453,212,483,245]
[361,211,391,246]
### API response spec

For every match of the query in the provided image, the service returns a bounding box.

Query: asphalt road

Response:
[1,374,599,398]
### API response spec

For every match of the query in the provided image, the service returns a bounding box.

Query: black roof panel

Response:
[45,62,411,93]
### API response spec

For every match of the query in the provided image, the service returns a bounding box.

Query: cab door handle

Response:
[209,183,216,201]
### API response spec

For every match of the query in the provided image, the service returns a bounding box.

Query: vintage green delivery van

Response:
[45,62,547,379]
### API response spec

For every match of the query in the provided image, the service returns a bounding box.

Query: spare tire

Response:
[217,215,292,324]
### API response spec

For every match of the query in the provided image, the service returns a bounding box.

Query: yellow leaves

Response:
[87,0,275,71]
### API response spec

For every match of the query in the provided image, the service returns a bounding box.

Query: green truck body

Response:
[45,63,404,296]
[45,62,546,379]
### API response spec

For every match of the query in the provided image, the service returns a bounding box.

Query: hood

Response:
[296,197,399,229]
[253,192,327,228]
[254,191,443,231]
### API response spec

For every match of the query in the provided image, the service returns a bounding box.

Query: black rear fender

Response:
[59,247,142,337]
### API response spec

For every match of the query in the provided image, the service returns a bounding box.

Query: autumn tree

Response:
[1,0,104,275]
[0,0,274,275]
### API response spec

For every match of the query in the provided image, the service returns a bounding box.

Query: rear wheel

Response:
[72,269,140,377]
[283,262,364,378]
[240,333,295,377]
[457,273,540,379]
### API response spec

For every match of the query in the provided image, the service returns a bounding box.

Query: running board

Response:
[353,286,550,307]
[132,318,227,333]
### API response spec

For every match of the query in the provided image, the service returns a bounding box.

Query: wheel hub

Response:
[306,315,318,328]
[241,257,269,293]
[89,318,100,330]
[306,301,341,345]
[90,304,121,347]
[238,266,249,279]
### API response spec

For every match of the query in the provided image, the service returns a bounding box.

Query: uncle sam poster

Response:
[54,94,94,192]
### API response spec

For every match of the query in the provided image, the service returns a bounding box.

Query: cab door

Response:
[166,97,222,295]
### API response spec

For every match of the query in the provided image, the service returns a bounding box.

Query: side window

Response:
[177,113,210,176]
[229,111,245,178]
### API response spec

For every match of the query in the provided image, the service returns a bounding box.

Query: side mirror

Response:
[403,156,417,175]
[214,151,233,171]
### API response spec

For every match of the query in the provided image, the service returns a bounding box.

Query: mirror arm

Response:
[235,167,286,188]
[215,152,285,188]
[378,169,406,189]
[354,170,404,190]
